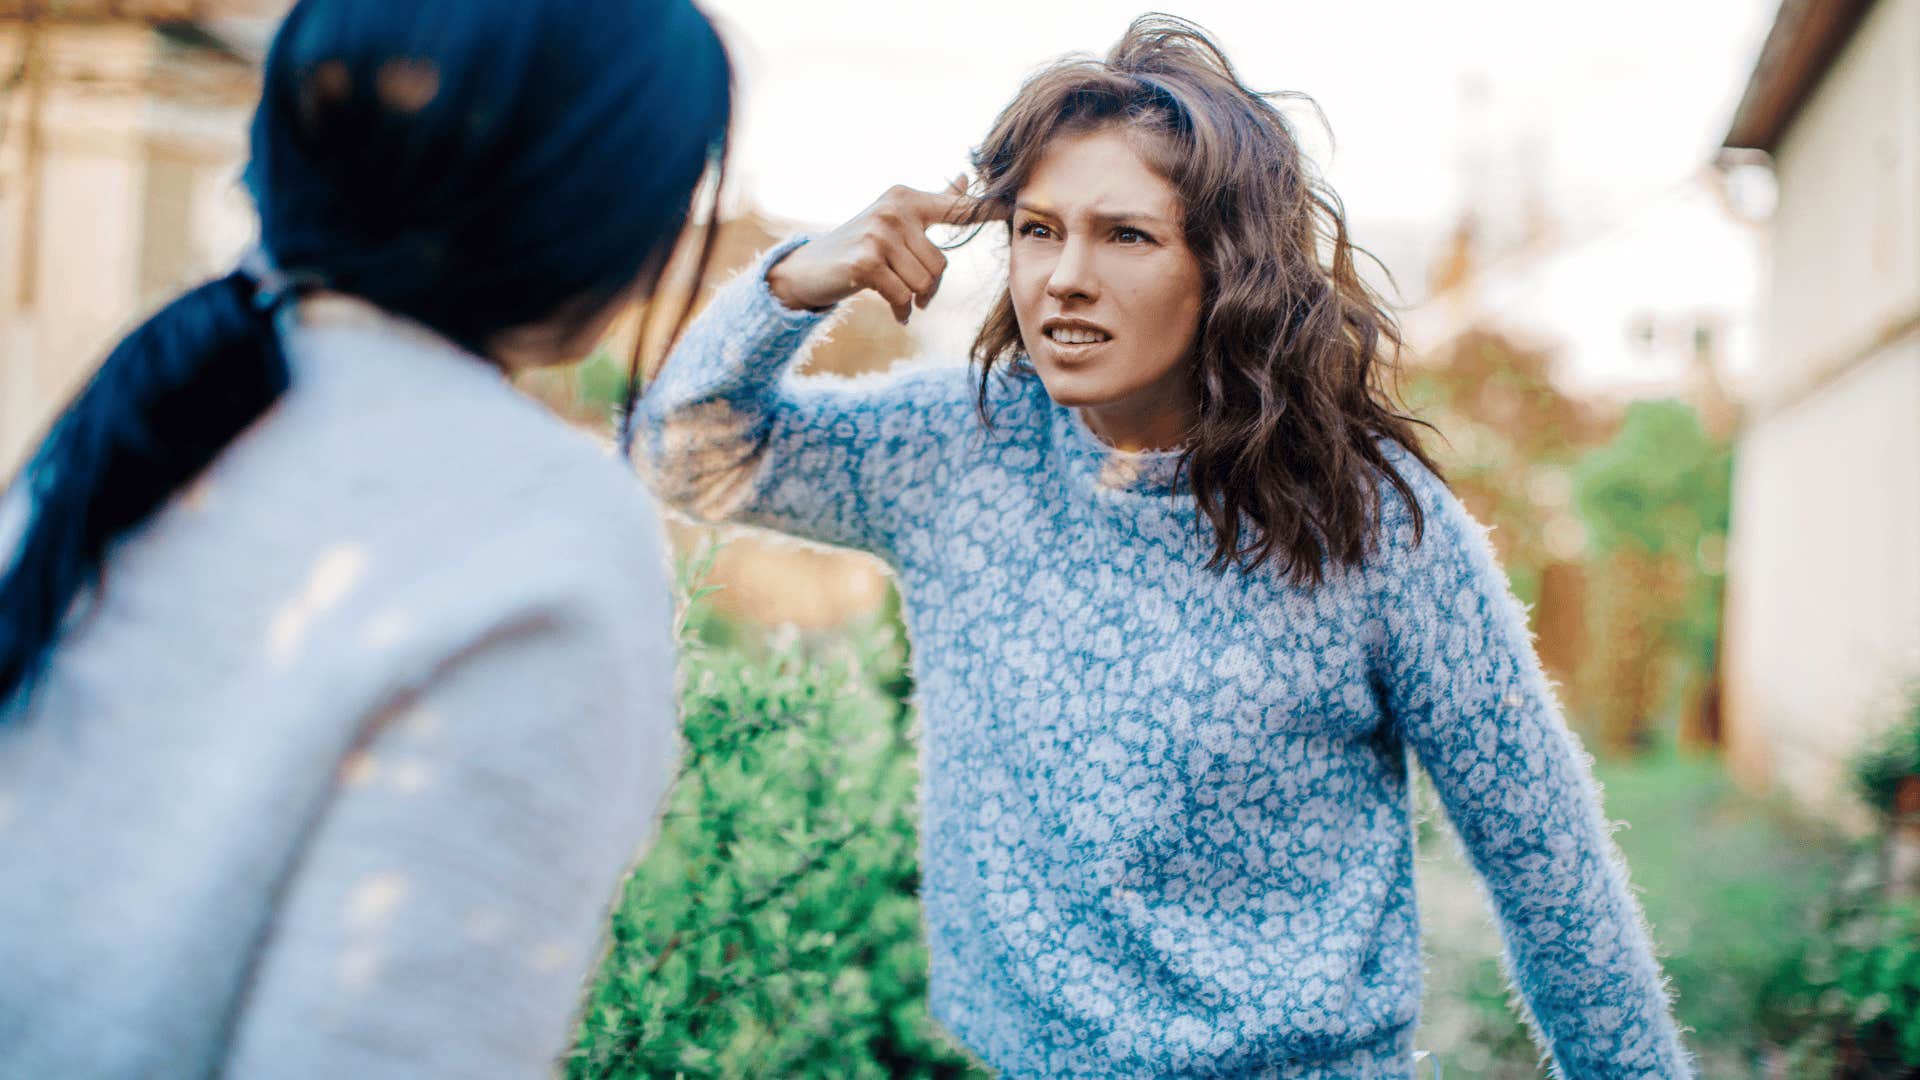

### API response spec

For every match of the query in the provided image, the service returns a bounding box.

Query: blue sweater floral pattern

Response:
[632,235,1693,1079]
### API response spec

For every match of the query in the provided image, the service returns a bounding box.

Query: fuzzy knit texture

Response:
[0,295,679,1078]
[633,234,1695,1079]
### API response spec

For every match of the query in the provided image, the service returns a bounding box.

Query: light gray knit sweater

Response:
[0,296,679,1077]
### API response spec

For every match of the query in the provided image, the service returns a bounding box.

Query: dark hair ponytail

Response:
[0,272,288,707]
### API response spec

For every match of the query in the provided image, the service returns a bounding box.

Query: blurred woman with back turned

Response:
[0,0,730,1075]
[633,14,1692,1078]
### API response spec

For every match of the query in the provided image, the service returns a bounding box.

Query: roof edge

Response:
[1724,0,1879,152]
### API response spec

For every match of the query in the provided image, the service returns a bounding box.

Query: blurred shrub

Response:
[575,347,632,417]
[568,548,987,1079]
[1761,850,1920,1077]
[1400,328,1607,612]
[1851,679,1920,820]
[1762,680,1920,1077]
[1571,399,1732,680]
[1568,399,1732,752]
[1403,329,1734,752]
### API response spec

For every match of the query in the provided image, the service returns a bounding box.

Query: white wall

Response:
[1762,0,1920,403]
[1722,0,1920,828]
[1724,336,1920,827]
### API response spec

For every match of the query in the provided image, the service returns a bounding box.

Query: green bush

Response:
[574,348,632,417]
[1760,850,1920,1077]
[568,550,988,1079]
[1826,899,1920,1071]
[1676,684,1920,1077]
[1758,686,1920,1077]
[1851,679,1920,820]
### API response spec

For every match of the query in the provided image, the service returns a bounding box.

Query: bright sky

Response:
[699,0,1782,309]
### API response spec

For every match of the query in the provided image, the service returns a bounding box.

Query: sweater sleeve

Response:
[220,574,677,1078]
[1369,455,1694,1079]
[629,233,965,563]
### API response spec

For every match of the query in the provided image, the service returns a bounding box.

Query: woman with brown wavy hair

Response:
[633,14,1691,1078]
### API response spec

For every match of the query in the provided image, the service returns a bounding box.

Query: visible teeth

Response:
[1048,328,1109,344]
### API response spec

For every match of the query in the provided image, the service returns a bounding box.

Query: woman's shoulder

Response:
[430,427,671,613]
[1360,434,1479,568]
[264,316,673,618]
[1369,434,1458,528]
[1363,433,1505,590]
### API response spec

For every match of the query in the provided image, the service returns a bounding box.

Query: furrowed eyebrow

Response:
[1013,203,1171,230]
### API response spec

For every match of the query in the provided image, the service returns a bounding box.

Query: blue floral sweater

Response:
[632,235,1693,1079]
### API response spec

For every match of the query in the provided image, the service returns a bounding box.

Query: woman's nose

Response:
[1045,239,1098,302]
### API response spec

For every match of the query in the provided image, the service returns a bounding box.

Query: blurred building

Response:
[1717,0,1920,829]
[0,2,279,473]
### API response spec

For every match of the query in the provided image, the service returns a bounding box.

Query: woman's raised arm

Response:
[629,184,983,561]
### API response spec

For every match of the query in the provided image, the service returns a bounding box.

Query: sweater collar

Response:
[286,293,499,374]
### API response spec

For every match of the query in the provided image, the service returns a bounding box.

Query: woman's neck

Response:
[1077,398,1192,453]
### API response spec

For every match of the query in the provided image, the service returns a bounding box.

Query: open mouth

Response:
[1044,327,1113,351]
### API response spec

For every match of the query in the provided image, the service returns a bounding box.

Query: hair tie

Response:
[236,244,328,313]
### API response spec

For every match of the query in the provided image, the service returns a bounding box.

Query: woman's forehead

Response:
[1018,129,1183,222]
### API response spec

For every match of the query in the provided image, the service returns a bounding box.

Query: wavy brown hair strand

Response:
[963,13,1446,587]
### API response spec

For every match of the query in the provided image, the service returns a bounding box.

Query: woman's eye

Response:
[1017,221,1053,239]
[1115,227,1149,244]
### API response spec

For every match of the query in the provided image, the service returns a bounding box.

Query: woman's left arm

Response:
[1372,460,1693,1079]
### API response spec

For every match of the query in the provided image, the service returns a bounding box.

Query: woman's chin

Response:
[1034,369,1125,410]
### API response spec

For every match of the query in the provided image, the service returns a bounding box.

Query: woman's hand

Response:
[766,178,979,324]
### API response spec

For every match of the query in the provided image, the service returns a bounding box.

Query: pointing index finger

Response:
[903,183,986,229]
